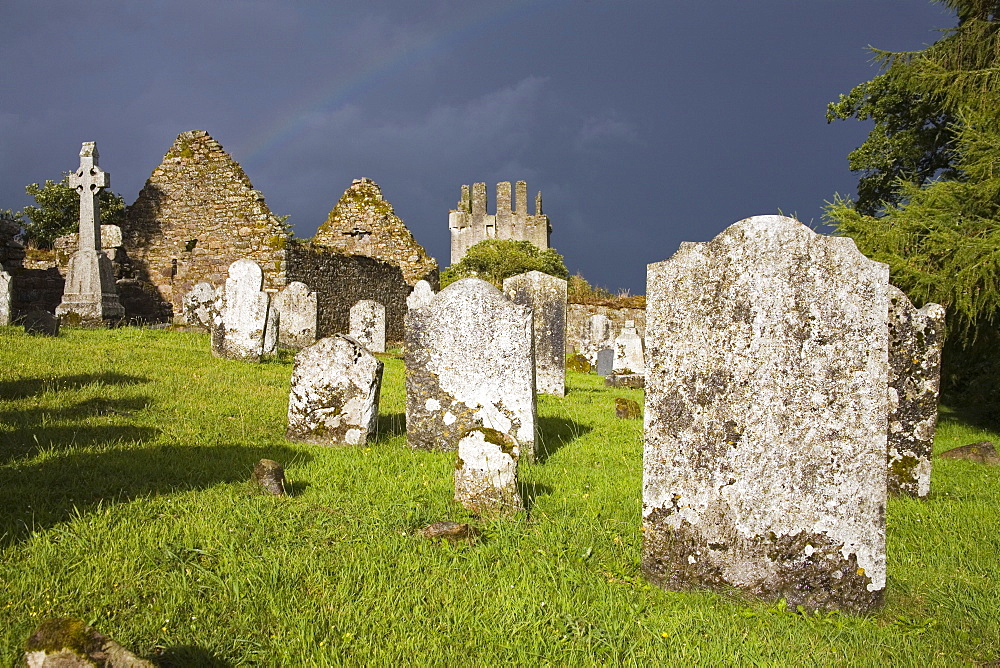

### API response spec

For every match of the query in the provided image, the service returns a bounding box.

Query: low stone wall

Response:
[286,242,411,342]
[566,303,646,354]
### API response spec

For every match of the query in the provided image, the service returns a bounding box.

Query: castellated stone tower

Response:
[448,181,551,264]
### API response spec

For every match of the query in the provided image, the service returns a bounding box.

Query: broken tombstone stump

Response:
[454,427,524,517]
[23,617,154,668]
[252,459,286,496]
[615,397,641,419]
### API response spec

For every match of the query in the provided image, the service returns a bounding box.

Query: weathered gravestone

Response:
[614,320,645,374]
[286,334,383,446]
[22,309,60,337]
[406,279,435,311]
[0,268,11,325]
[643,215,890,614]
[211,259,273,361]
[454,427,524,516]
[579,313,613,365]
[350,299,386,353]
[182,282,219,329]
[55,142,125,325]
[272,281,317,350]
[887,286,945,498]
[504,270,567,396]
[596,348,614,377]
[405,278,536,460]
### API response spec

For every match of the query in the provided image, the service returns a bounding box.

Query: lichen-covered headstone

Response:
[614,320,645,374]
[406,279,435,311]
[211,259,272,361]
[272,281,317,350]
[579,313,613,365]
[182,282,219,329]
[350,299,386,353]
[643,215,890,614]
[286,334,384,446]
[504,270,567,396]
[596,348,614,377]
[55,142,125,325]
[454,427,524,515]
[887,286,945,498]
[405,278,536,460]
[0,268,11,325]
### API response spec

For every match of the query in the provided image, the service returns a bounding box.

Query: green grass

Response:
[1,326,998,666]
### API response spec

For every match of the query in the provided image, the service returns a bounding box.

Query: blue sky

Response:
[1,1,955,293]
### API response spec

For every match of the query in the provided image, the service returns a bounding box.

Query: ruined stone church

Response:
[448,181,551,264]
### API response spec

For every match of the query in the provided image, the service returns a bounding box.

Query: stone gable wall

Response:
[313,177,438,287]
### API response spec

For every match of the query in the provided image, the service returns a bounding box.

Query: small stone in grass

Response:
[252,459,286,495]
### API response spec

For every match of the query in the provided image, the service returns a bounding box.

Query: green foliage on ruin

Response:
[19,176,126,249]
[825,0,1000,405]
[440,239,569,289]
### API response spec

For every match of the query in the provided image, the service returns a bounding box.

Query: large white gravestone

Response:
[579,314,613,365]
[273,281,317,350]
[405,278,537,460]
[0,269,11,326]
[286,334,384,446]
[613,320,645,374]
[350,299,386,353]
[504,270,567,396]
[887,286,945,498]
[55,142,124,325]
[643,215,890,614]
[406,279,435,311]
[211,259,272,362]
[454,427,524,516]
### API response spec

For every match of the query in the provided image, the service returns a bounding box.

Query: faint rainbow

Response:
[240,0,560,168]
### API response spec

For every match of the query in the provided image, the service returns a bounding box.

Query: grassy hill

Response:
[1,327,997,665]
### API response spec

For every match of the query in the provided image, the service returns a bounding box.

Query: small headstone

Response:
[23,617,154,668]
[286,334,384,446]
[566,353,592,373]
[272,281,317,350]
[596,348,614,377]
[406,279,435,310]
[420,520,481,544]
[100,224,123,250]
[182,282,219,329]
[454,427,524,516]
[504,270,567,396]
[54,142,125,325]
[887,286,946,498]
[349,299,386,353]
[579,313,614,365]
[211,259,272,362]
[939,441,999,465]
[252,459,286,496]
[643,215,890,614]
[614,320,645,374]
[0,268,11,325]
[615,397,641,419]
[22,309,59,337]
[405,278,536,460]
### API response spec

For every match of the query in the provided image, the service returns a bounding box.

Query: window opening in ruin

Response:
[185,239,198,251]
[342,228,372,238]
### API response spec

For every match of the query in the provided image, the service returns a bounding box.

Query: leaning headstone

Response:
[643,215,890,614]
[211,259,272,362]
[182,282,219,329]
[350,299,386,353]
[272,281,317,350]
[406,279,435,311]
[579,313,613,365]
[596,348,614,377]
[24,617,154,668]
[0,268,11,326]
[504,270,567,396]
[454,427,524,516]
[22,309,59,337]
[286,334,384,446]
[887,286,946,498]
[55,142,125,325]
[614,320,645,374]
[405,278,536,460]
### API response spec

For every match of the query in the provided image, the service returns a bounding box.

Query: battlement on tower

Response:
[448,180,551,264]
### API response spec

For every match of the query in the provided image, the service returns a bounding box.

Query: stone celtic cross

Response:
[68,141,109,251]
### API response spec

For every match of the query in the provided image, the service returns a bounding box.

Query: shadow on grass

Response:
[153,645,234,667]
[0,442,310,548]
[519,480,554,513]
[375,412,406,441]
[536,416,592,463]
[938,402,1000,434]
[0,372,149,400]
